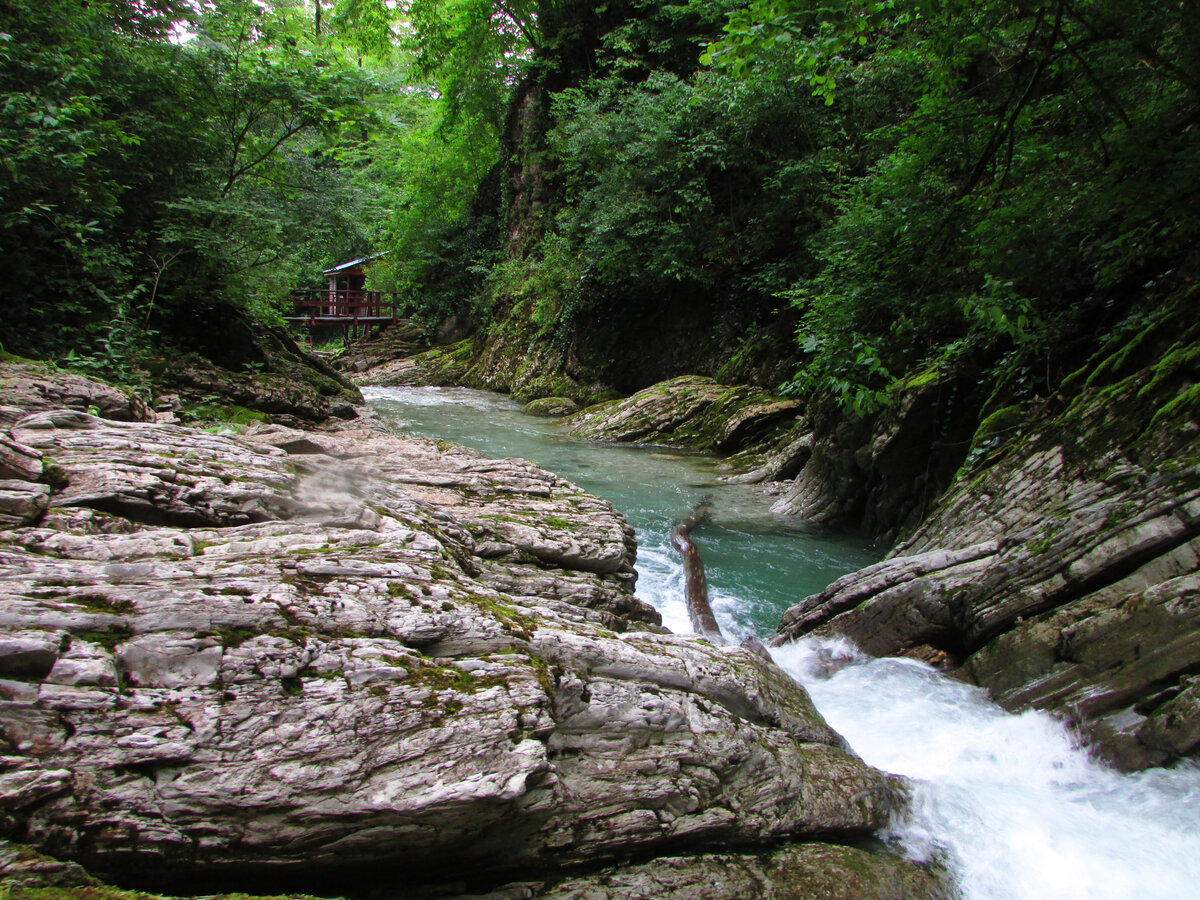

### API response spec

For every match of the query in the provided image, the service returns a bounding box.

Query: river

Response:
[364,384,1200,900]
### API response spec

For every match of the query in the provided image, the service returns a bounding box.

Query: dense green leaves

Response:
[696,0,1200,411]
[5,0,1198,421]
[0,0,378,369]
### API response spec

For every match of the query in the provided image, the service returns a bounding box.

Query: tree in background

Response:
[705,0,1200,413]
[0,0,379,374]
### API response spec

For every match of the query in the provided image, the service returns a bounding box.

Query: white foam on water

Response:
[772,638,1200,900]
[362,384,509,411]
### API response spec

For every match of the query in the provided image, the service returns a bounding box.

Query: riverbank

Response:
[0,361,946,899]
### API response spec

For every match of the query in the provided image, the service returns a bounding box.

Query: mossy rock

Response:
[523,397,579,417]
[178,402,267,427]
[565,375,800,455]
[513,374,580,404]
[970,404,1024,450]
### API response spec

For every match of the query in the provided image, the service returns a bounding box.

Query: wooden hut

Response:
[285,253,397,339]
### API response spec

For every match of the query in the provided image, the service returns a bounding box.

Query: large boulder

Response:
[565,375,801,454]
[160,351,361,424]
[334,319,431,375]
[0,383,927,896]
[348,338,477,389]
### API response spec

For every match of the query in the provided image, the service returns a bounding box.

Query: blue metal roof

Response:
[322,251,389,276]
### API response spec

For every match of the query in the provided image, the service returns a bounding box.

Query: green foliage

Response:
[405,0,539,133]
[702,0,919,102]
[501,25,836,355]
[705,0,1200,414]
[9,0,1196,438]
[0,0,380,367]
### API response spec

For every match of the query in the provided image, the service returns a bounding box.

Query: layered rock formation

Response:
[564,375,801,455]
[774,309,1200,771]
[340,336,476,391]
[330,304,1200,777]
[0,366,940,897]
[765,368,982,544]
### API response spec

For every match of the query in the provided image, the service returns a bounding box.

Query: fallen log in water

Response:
[671,500,724,643]
[671,500,775,661]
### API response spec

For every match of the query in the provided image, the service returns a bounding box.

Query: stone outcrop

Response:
[767,367,982,544]
[774,309,1200,771]
[143,308,366,425]
[0,365,935,896]
[344,337,476,389]
[565,375,801,455]
[159,351,361,425]
[0,364,153,428]
[334,320,431,375]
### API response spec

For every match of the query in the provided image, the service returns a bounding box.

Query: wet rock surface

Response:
[0,365,931,896]
[774,318,1200,771]
[565,375,801,455]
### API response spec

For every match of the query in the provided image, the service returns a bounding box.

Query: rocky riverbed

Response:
[0,362,945,899]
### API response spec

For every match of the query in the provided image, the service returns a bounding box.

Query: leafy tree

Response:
[704,0,1200,412]
[0,0,200,361]
[0,0,380,373]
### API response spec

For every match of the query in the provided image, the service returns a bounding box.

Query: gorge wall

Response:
[770,296,1200,771]
[492,291,1200,773]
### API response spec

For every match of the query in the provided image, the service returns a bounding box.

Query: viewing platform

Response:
[283,288,399,327]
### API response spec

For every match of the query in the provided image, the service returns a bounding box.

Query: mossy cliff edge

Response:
[773,296,1200,771]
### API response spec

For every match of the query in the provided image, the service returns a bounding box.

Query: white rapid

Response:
[772,638,1200,900]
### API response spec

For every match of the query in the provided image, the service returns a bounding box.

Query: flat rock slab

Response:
[0,388,904,894]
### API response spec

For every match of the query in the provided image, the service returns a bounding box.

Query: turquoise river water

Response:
[365,384,1200,900]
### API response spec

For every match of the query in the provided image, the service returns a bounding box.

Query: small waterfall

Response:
[365,384,1200,900]
[773,638,1200,900]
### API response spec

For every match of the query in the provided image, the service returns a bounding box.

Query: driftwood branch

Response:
[671,500,776,663]
[671,500,723,643]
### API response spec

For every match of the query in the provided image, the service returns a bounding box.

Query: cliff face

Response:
[774,298,1200,771]
[0,364,944,898]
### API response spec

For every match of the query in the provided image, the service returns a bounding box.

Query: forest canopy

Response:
[2,0,1197,414]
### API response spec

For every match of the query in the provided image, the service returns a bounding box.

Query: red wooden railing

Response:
[286,289,398,321]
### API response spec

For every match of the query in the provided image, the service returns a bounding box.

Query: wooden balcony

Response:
[283,289,399,326]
